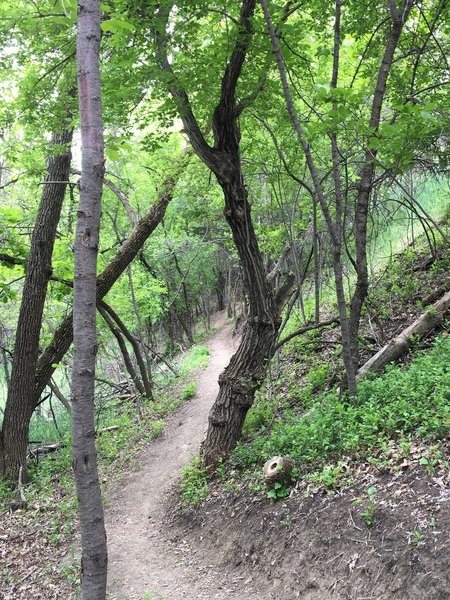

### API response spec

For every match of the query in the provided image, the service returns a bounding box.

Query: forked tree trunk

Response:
[72,1,107,597]
[154,0,294,465]
[0,127,73,481]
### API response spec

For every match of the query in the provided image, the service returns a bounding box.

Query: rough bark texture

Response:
[357,290,450,380]
[154,0,292,465]
[73,1,107,597]
[0,128,73,481]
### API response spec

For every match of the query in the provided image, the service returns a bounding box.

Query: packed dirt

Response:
[106,311,263,600]
[106,310,450,600]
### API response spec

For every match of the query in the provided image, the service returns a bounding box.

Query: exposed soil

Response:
[106,311,263,600]
[169,456,450,600]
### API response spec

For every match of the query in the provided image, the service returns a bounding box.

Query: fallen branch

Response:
[96,425,119,435]
[357,290,450,380]
[275,317,340,351]
[27,442,63,458]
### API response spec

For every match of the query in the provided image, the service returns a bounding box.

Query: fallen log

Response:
[357,290,450,380]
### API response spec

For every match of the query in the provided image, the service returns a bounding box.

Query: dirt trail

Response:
[106,312,258,600]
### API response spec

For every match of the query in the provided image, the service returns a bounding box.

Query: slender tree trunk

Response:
[99,301,152,400]
[0,127,73,481]
[99,307,146,396]
[72,1,107,597]
[348,1,413,368]
[260,0,357,394]
[126,266,154,397]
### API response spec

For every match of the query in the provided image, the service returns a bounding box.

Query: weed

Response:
[353,486,377,527]
[310,464,343,489]
[180,382,196,401]
[407,530,424,548]
[267,481,291,501]
[280,516,293,529]
[180,457,209,506]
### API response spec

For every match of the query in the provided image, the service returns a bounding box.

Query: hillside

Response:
[163,234,450,599]
[1,229,449,600]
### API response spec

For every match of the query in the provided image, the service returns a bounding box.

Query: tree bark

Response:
[154,0,294,466]
[72,1,107,597]
[349,0,413,368]
[0,127,73,481]
[357,290,450,380]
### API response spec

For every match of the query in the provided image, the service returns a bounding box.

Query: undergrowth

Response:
[233,334,450,485]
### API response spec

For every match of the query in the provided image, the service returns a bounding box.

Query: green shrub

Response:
[233,336,450,473]
[180,382,196,401]
[180,457,209,506]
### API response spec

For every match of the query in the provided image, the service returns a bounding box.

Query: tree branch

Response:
[275,318,340,351]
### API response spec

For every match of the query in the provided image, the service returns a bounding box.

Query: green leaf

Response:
[106,147,120,161]
[101,18,135,33]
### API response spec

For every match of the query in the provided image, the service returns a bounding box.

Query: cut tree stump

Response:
[263,456,296,487]
[357,290,450,380]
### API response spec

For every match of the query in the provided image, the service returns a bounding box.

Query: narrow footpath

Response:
[106,312,259,600]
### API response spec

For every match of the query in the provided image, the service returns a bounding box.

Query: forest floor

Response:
[2,303,449,599]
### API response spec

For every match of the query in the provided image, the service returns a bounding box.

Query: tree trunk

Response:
[0,127,73,481]
[99,307,146,396]
[72,1,107,597]
[99,301,152,400]
[349,2,413,368]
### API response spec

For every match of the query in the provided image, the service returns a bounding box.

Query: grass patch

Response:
[180,345,210,375]
[180,381,197,401]
[234,335,450,476]
[179,456,209,507]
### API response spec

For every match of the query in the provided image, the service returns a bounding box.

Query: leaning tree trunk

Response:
[0,127,73,482]
[72,1,107,597]
[154,0,295,466]
[357,290,450,380]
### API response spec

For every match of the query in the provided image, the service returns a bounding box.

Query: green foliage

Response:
[267,481,291,501]
[180,346,210,375]
[180,382,197,401]
[353,486,377,527]
[243,392,276,436]
[233,336,450,475]
[179,457,209,507]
